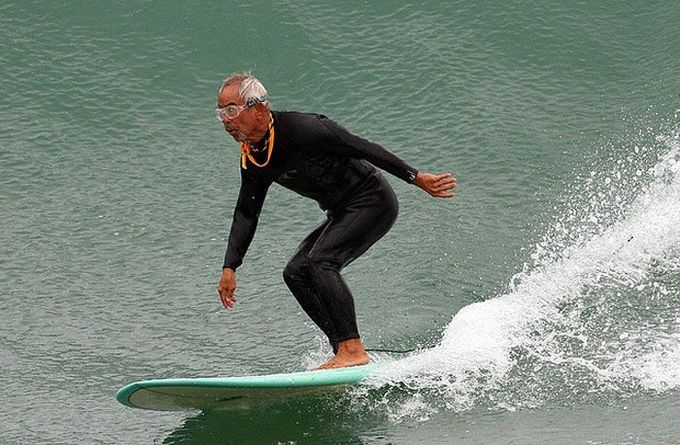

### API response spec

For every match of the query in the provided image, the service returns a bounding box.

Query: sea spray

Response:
[359,123,680,420]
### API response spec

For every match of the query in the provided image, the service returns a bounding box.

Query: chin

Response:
[226,130,244,142]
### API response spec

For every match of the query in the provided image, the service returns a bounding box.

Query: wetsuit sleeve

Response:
[316,116,418,183]
[222,169,271,270]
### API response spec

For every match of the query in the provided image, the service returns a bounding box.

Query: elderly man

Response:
[216,73,456,369]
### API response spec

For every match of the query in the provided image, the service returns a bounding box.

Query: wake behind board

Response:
[116,363,385,411]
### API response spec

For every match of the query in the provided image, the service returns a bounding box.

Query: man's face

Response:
[217,82,260,143]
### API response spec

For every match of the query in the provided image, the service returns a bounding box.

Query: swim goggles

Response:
[215,96,267,121]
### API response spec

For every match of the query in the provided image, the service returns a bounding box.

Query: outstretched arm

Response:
[414,172,457,198]
[315,116,418,184]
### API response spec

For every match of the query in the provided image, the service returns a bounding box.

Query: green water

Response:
[1,1,679,444]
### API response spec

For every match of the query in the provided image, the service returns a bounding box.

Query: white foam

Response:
[636,331,680,391]
[369,127,680,414]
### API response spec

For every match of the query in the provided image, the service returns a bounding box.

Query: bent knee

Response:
[282,262,298,284]
[283,255,310,283]
[306,255,341,273]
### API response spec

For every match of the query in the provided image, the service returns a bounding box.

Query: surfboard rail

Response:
[116,363,385,411]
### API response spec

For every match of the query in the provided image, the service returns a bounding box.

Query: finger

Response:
[433,181,457,192]
[432,187,456,197]
[434,173,456,182]
[434,178,457,188]
[433,187,454,195]
[432,178,456,189]
[221,293,236,308]
[218,286,236,308]
[434,172,453,180]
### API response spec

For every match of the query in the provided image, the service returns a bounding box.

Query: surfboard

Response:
[116,363,385,411]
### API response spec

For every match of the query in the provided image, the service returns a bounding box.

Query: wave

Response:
[361,119,680,421]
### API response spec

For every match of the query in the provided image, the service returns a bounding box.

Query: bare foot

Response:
[314,338,370,370]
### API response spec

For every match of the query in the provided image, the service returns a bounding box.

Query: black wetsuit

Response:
[223,111,418,351]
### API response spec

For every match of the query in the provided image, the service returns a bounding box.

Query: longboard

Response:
[116,363,384,411]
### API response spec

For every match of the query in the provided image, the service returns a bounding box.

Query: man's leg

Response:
[306,175,399,368]
[282,219,341,353]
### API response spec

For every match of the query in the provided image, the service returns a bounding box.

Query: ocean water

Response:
[1,1,679,444]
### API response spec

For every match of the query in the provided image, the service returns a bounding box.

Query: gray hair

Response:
[219,73,271,109]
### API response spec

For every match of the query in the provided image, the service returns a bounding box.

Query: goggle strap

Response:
[245,96,268,108]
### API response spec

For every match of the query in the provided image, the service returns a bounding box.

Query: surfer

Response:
[216,74,456,369]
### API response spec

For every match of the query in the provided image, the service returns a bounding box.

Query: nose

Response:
[223,117,236,128]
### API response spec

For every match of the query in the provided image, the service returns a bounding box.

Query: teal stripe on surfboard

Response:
[116,363,386,411]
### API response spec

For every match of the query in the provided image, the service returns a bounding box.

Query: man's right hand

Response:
[217,268,237,308]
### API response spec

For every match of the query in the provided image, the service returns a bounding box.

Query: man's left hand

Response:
[414,172,457,198]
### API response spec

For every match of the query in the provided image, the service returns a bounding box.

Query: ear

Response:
[254,103,270,117]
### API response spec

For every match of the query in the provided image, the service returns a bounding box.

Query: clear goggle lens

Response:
[215,105,241,121]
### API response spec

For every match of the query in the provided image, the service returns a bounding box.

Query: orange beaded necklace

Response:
[240,114,275,169]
